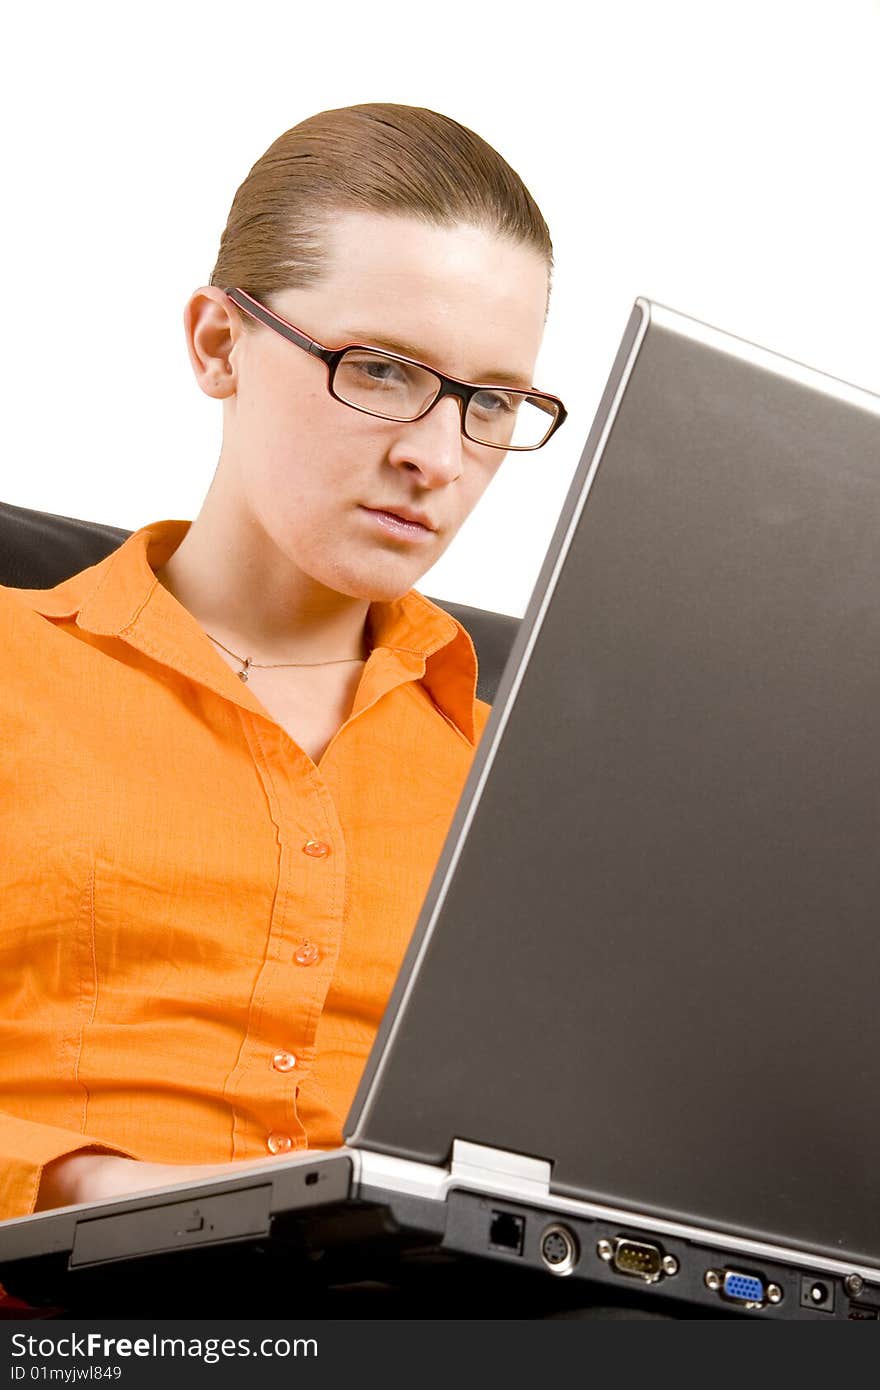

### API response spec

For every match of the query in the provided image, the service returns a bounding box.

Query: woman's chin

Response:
[333,558,430,605]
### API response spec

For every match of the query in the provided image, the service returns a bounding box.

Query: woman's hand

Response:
[35,1150,302,1212]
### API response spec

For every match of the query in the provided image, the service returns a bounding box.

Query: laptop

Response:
[2,298,879,1320]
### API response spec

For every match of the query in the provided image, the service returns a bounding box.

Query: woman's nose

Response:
[392,395,465,484]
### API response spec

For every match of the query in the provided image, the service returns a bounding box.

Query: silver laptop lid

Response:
[346,298,880,1268]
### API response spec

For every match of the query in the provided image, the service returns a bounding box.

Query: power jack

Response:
[540,1224,579,1277]
[800,1276,835,1313]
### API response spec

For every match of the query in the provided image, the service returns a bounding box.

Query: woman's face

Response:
[206,210,549,604]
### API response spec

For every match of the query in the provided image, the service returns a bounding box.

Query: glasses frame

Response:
[223,287,568,451]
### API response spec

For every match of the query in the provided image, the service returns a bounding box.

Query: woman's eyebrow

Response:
[338,328,534,390]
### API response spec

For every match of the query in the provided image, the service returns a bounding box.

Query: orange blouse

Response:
[0,518,491,1222]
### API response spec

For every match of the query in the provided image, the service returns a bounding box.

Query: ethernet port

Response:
[489,1209,525,1256]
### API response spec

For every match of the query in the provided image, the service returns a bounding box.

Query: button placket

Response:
[293,838,330,969]
[228,715,346,1157]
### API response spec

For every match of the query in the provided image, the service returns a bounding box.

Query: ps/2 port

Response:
[540,1224,579,1276]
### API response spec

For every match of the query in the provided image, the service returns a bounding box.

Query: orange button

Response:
[267,1132,293,1155]
[302,840,330,858]
[294,942,320,967]
[272,1050,297,1072]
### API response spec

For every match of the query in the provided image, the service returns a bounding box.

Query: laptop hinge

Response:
[355,1150,451,1200]
[450,1140,552,1197]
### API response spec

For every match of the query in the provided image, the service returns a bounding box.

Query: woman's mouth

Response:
[360,507,436,542]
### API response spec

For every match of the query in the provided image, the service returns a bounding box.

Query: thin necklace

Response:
[205,631,368,684]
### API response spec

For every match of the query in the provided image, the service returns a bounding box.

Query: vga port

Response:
[722,1270,766,1305]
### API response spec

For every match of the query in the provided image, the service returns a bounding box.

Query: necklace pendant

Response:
[238,657,251,683]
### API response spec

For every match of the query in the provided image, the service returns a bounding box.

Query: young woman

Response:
[0,102,565,1220]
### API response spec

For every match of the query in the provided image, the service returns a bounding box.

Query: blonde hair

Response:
[208,102,554,324]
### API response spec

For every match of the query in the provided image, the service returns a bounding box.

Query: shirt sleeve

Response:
[0,1109,142,1223]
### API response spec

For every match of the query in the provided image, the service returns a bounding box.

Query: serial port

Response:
[597,1237,677,1284]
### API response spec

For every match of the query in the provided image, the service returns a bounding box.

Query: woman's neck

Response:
[152,511,372,666]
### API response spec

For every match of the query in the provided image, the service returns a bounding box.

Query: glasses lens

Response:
[465,389,558,450]
[333,348,558,450]
[334,349,439,419]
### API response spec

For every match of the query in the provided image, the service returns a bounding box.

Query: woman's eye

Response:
[472,389,515,415]
[356,360,404,385]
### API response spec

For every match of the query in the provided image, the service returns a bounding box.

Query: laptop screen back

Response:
[346,300,880,1268]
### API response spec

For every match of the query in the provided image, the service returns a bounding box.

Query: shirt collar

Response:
[20,518,479,744]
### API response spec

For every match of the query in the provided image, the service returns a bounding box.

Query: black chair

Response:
[0,500,520,704]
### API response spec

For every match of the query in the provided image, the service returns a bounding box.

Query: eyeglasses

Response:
[223,287,567,451]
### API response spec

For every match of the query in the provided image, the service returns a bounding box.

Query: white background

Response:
[1,0,877,616]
